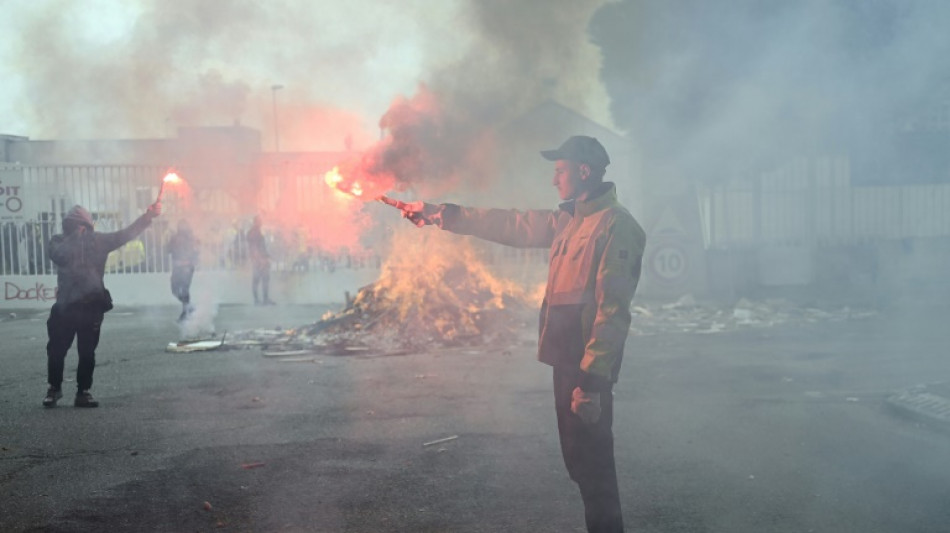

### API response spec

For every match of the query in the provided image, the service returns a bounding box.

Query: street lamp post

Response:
[271,84,284,152]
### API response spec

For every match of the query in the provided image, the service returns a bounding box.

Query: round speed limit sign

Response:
[648,243,689,285]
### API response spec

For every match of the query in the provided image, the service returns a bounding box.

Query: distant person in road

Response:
[398,136,646,532]
[44,201,162,408]
[246,215,274,305]
[166,219,200,321]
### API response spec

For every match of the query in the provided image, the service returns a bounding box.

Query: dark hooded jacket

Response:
[49,205,155,306]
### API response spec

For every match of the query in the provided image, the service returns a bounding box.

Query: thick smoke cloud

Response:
[592,0,950,184]
[1,0,613,160]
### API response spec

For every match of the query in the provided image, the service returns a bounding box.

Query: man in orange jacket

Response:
[400,136,646,532]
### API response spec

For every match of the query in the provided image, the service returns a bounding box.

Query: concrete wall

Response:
[1,268,380,311]
[7,139,175,166]
[1,135,29,163]
[4,126,261,167]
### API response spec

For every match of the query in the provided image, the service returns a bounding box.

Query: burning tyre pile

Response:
[228,232,541,356]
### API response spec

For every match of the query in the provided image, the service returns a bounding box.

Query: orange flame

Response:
[324,165,369,199]
[323,160,398,202]
[313,230,544,349]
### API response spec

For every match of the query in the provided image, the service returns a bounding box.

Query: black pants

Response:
[554,366,623,533]
[252,262,270,303]
[46,303,105,392]
[170,264,195,305]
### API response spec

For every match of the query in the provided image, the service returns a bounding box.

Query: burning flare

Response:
[324,166,363,198]
[323,164,390,201]
[158,170,183,201]
[156,169,193,210]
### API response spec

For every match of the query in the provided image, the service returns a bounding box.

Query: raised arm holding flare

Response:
[44,200,162,408]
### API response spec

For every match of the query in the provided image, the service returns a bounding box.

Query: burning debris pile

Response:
[229,232,540,355]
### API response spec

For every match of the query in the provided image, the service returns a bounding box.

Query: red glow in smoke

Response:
[273,103,377,153]
[321,86,449,201]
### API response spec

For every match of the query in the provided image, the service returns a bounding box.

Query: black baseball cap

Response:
[540,135,610,168]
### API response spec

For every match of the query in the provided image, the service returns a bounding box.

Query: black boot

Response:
[74,390,99,408]
[43,387,63,408]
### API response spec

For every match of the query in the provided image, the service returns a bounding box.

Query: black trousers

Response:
[170,264,195,305]
[46,303,105,391]
[554,366,624,533]
[252,262,270,302]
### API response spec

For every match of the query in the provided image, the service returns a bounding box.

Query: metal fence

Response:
[698,157,950,249]
[1,165,160,275]
[0,164,383,276]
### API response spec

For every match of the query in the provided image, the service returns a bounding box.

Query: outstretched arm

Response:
[398,201,559,249]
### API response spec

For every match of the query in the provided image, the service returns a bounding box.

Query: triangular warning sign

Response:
[650,206,688,237]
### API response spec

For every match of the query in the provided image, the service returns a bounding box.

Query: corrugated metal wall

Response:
[699,157,950,249]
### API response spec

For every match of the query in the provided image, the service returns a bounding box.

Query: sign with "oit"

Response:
[0,167,25,222]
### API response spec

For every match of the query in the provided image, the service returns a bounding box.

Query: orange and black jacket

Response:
[434,182,646,392]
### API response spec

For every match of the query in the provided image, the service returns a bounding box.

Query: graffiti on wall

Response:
[4,280,57,301]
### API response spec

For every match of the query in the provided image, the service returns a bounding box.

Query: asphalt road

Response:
[1,301,949,532]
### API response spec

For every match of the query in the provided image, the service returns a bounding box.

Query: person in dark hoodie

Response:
[43,201,161,408]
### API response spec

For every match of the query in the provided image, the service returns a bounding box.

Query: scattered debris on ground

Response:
[219,293,877,356]
[195,236,881,355]
[165,333,228,353]
[629,294,878,336]
[422,435,459,447]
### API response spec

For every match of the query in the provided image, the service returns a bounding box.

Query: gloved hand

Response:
[147,201,162,219]
[401,201,440,227]
[571,387,601,424]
